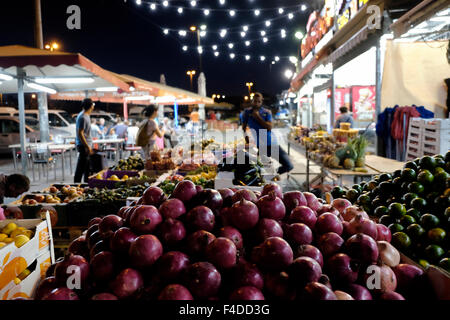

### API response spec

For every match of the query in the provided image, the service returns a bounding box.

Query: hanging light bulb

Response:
[254,9,260,16]
[281,29,287,38]
[263,37,268,43]
[285,69,294,79]
[204,9,210,16]
[245,55,251,60]
[162,1,169,7]
[272,61,275,65]
[200,31,207,37]
[265,20,271,27]
[228,43,234,49]
[261,30,267,36]
[219,0,226,5]
[197,46,203,54]
[214,51,220,57]
[136,0,142,5]
[241,32,246,38]
[229,10,236,17]
[289,56,298,64]
[150,3,156,10]
[243,25,249,32]
[212,45,218,50]
[230,53,235,59]
[163,29,169,35]
[200,25,207,31]
[182,46,188,51]
[260,56,266,61]
[275,56,280,62]
[178,30,187,37]
[190,1,197,7]
[278,8,284,14]
[177,7,183,14]
[295,31,304,39]
[220,29,227,37]
[301,4,307,11]
[288,13,294,19]
[245,40,251,46]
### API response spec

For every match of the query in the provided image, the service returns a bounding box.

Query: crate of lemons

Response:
[94,172,131,182]
[0,222,34,250]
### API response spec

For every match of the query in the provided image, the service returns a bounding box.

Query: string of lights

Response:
[134,0,308,15]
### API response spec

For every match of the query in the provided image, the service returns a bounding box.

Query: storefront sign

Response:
[351,85,375,121]
[337,0,361,30]
[301,51,314,69]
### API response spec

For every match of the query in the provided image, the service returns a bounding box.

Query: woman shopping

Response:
[136,105,165,159]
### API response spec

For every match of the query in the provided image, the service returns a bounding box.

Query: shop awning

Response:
[325,26,370,65]
[0,45,131,93]
[49,73,214,106]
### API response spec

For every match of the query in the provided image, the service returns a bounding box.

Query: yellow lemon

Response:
[4,237,14,243]
[0,242,6,248]
[14,235,30,248]
[2,222,18,235]
[96,174,103,180]
[18,269,31,280]
[22,230,33,239]
[14,278,21,285]
[122,175,129,180]
[0,234,8,241]
[10,229,23,239]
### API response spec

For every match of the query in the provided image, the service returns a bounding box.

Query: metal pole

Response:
[330,72,336,132]
[34,0,50,143]
[197,30,203,74]
[375,39,382,155]
[17,68,28,174]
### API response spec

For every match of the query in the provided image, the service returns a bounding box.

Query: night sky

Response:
[0,0,318,97]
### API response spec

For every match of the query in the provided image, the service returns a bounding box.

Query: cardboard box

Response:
[0,215,53,291]
[0,251,51,300]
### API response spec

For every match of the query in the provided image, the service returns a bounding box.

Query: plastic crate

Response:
[422,129,450,155]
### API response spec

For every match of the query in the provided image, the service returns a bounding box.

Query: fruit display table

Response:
[365,155,405,173]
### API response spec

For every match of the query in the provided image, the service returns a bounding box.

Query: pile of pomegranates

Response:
[34,182,430,300]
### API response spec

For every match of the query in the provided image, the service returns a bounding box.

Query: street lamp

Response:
[190,26,203,73]
[187,70,196,91]
[44,42,59,51]
[246,82,254,95]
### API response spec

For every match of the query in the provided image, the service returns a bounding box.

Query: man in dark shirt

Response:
[242,92,293,176]
[74,99,95,183]
[334,106,354,129]
[0,174,30,204]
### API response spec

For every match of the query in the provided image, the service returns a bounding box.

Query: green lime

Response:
[435,171,450,187]
[392,232,412,251]
[379,173,392,182]
[392,177,403,187]
[365,180,378,192]
[427,228,446,244]
[419,156,437,171]
[411,197,427,210]
[404,161,418,171]
[371,186,380,198]
[374,206,388,217]
[418,259,431,269]
[401,168,417,182]
[346,189,360,203]
[389,223,404,234]
[388,202,407,219]
[417,169,434,185]
[379,181,394,196]
[408,182,425,194]
[371,196,383,209]
[400,215,416,227]
[425,191,440,204]
[406,223,426,240]
[434,195,449,210]
[439,258,450,272]
[357,194,371,206]
[393,169,402,178]
[406,208,422,220]
[414,158,421,165]
[352,184,362,193]
[434,157,446,169]
[434,167,445,175]
[444,207,450,219]
[445,151,450,163]
[420,213,440,230]
[379,215,394,226]
[424,244,445,263]
[402,192,418,205]
[331,186,346,199]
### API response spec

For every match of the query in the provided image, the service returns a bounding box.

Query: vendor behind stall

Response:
[136,105,164,159]
[0,173,30,204]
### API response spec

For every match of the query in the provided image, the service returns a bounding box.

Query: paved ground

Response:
[0,127,324,203]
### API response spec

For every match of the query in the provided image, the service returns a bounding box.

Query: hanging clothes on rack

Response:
[376,105,398,159]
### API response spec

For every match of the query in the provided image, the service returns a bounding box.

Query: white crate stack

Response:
[405,118,424,161]
[422,119,450,156]
[406,118,450,160]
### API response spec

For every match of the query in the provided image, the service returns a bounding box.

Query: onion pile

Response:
[35,185,421,301]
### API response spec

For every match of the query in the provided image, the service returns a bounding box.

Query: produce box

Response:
[0,215,53,292]
[0,250,51,300]
[2,203,69,227]
[88,170,140,189]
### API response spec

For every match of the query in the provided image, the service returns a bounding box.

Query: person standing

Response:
[137,105,164,159]
[0,174,30,204]
[98,118,106,137]
[126,119,139,146]
[90,118,102,139]
[242,92,293,177]
[74,99,94,183]
[334,106,354,129]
